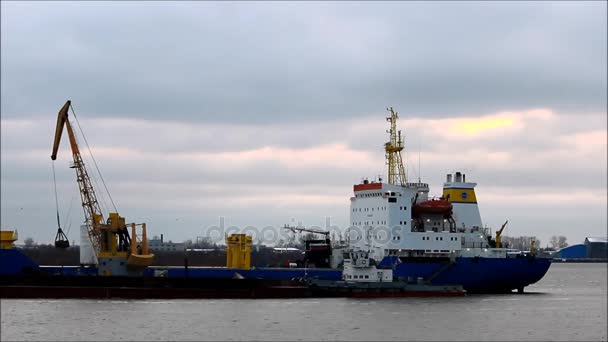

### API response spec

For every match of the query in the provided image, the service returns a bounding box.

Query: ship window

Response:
[398,236,401,240]
[389,198,396,203]
[436,237,439,240]
[365,275,369,279]
[404,206,407,210]
[400,206,402,210]
[440,237,443,241]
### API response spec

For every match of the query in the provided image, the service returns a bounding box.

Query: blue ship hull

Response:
[1,249,551,293]
[379,256,552,293]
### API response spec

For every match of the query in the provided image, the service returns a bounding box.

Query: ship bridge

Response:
[349,179,461,259]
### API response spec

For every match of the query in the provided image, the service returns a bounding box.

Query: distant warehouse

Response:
[148,234,185,252]
[556,237,607,260]
[556,244,586,259]
[585,237,608,259]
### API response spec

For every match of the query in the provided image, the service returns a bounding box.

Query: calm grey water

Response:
[1,263,606,341]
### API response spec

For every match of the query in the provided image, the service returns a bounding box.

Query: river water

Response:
[1,263,606,341]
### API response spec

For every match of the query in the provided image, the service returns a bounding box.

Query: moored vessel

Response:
[341,107,551,293]
[0,104,551,297]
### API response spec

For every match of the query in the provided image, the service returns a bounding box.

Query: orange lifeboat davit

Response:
[413,198,453,215]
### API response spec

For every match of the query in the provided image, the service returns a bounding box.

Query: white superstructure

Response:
[341,250,392,282]
[443,172,483,230]
[342,108,514,274]
[348,179,462,261]
[346,171,511,262]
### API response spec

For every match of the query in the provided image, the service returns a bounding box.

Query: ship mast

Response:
[384,107,407,186]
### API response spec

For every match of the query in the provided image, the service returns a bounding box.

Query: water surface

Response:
[2,263,606,341]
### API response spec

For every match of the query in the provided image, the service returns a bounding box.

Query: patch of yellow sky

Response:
[449,109,553,136]
[455,116,516,135]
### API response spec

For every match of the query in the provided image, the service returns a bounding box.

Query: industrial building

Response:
[556,244,587,259]
[585,237,608,259]
[556,237,607,260]
[148,234,185,252]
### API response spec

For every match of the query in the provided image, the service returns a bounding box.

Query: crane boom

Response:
[495,220,508,248]
[51,100,104,254]
[497,220,508,235]
[282,224,330,237]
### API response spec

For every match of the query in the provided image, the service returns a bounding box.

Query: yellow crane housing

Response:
[0,231,18,249]
[225,234,252,270]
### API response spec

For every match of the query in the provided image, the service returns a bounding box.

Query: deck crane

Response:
[495,220,508,248]
[282,225,332,268]
[51,100,154,276]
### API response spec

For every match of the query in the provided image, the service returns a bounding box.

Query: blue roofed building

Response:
[556,244,587,259]
[555,237,608,260]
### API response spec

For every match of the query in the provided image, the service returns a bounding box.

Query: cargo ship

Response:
[337,108,551,293]
[0,103,551,297]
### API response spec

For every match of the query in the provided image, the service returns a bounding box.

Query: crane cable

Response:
[63,193,76,237]
[69,103,118,213]
[52,161,63,234]
[51,160,68,248]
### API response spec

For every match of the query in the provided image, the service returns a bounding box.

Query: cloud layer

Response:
[2,108,606,245]
[2,2,606,122]
[1,1,606,246]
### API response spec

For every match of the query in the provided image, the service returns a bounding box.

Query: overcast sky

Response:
[1,1,606,247]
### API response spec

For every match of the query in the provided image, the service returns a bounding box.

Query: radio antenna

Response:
[418,140,421,183]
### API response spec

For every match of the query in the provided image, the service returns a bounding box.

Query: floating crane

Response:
[495,220,508,248]
[51,100,154,276]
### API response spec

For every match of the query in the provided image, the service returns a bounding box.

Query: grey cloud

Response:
[1,1,606,123]
[1,2,606,246]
